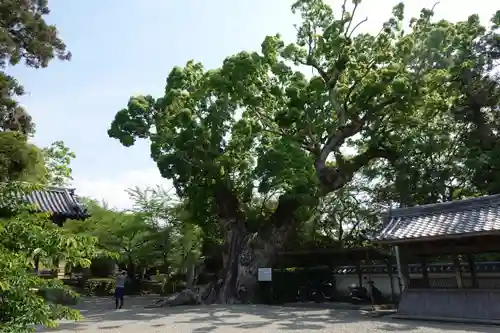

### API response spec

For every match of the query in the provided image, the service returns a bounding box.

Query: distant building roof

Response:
[374,195,500,243]
[25,187,88,218]
[0,185,88,219]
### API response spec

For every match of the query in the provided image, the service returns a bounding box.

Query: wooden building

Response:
[374,194,500,324]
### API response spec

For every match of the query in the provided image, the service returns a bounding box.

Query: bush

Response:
[84,278,115,296]
[139,281,163,295]
[140,277,186,295]
[38,287,79,306]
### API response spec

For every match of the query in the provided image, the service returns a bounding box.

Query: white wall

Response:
[334,272,500,297]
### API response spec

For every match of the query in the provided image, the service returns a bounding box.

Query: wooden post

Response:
[386,258,396,302]
[394,246,404,293]
[398,247,410,291]
[466,254,478,289]
[355,262,363,286]
[365,251,372,284]
[420,256,430,288]
[453,255,464,288]
[365,251,375,306]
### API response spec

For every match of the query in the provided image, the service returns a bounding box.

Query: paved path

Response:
[38,297,498,333]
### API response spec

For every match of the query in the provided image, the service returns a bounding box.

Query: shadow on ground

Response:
[167,304,499,332]
[37,297,499,332]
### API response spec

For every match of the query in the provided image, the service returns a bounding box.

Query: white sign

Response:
[258,268,272,282]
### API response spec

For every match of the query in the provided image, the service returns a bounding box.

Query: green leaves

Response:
[42,141,76,187]
[109,0,500,249]
[107,95,156,147]
[0,201,98,331]
[0,248,83,332]
[0,132,44,183]
[0,0,71,137]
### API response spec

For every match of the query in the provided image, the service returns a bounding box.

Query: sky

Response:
[7,0,498,209]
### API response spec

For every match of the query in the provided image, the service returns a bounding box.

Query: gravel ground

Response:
[37,297,498,333]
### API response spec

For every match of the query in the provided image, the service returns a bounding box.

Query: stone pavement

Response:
[37,297,499,333]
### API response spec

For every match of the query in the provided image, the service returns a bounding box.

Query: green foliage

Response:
[0,250,83,333]
[65,202,154,266]
[108,1,500,252]
[66,187,203,280]
[83,278,115,296]
[42,141,76,187]
[0,197,99,332]
[0,0,71,136]
[362,9,500,206]
[301,181,380,248]
[0,132,46,183]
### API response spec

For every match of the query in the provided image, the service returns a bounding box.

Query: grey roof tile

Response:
[0,185,87,218]
[375,194,500,242]
[26,187,86,217]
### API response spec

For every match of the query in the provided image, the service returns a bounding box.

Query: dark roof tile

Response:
[1,185,87,218]
[26,188,84,217]
[375,194,500,242]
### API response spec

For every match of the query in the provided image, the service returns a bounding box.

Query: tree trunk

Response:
[235,224,293,302]
[209,223,293,304]
[216,221,245,303]
[202,185,300,304]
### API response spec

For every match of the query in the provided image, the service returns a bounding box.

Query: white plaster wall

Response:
[334,272,500,297]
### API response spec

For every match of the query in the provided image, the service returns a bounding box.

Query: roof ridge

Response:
[0,181,75,193]
[42,186,76,193]
[388,194,500,218]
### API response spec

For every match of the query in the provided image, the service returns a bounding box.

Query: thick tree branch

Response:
[318,96,398,165]
[318,115,366,164]
[318,145,398,194]
[345,145,398,179]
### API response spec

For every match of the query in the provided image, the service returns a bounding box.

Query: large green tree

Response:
[0,0,70,135]
[108,0,498,302]
[363,11,500,207]
[0,0,73,189]
[0,0,71,185]
[450,12,500,194]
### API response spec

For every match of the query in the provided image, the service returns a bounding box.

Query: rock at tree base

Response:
[146,289,200,308]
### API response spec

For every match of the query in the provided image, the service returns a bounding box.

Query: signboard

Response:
[258,268,272,282]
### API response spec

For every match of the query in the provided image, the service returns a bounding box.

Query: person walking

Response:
[114,270,127,309]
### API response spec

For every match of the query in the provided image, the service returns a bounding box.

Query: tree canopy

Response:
[109,0,500,302]
[109,1,500,216]
[0,0,70,135]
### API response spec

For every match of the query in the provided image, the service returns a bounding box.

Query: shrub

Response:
[38,287,79,306]
[84,278,115,296]
[139,281,163,295]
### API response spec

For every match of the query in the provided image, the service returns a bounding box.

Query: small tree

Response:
[0,184,99,333]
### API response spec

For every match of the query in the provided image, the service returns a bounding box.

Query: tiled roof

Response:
[0,185,88,218]
[375,194,500,242]
[25,187,87,218]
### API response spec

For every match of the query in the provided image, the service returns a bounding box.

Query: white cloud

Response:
[72,168,172,210]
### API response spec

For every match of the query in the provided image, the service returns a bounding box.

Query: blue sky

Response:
[8,0,497,209]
